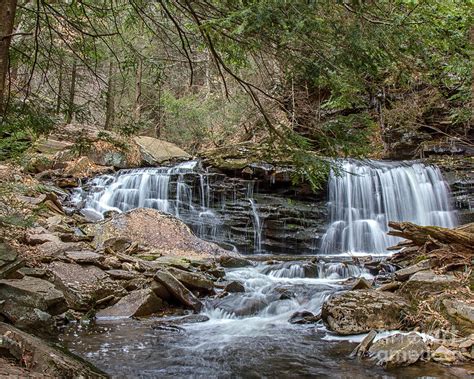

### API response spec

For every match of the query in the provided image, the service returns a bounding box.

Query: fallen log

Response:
[388,222,474,251]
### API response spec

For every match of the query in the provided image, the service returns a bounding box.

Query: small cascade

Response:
[320,160,457,254]
[248,199,263,252]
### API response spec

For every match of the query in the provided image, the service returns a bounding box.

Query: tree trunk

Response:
[0,0,18,114]
[134,57,142,123]
[56,57,63,114]
[66,59,77,124]
[104,60,115,130]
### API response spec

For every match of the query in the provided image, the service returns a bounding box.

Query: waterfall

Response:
[76,160,266,252]
[248,199,263,252]
[320,160,457,254]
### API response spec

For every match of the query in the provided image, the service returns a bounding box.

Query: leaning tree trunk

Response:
[0,0,18,114]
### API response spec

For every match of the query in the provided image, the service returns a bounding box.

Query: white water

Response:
[248,199,263,253]
[320,161,457,254]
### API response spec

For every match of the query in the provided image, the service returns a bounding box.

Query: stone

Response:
[65,250,104,265]
[0,242,18,263]
[376,281,401,292]
[96,288,164,319]
[224,281,245,293]
[0,276,67,315]
[0,259,24,280]
[0,302,54,334]
[25,230,61,246]
[154,270,202,311]
[80,208,103,222]
[351,277,372,290]
[368,333,427,368]
[35,138,73,154]
[103,256,122,269]
[0,322,107,377]
[48,262,125,310]
[394,260,431,281]
[106,269,139,280]
[17,267,46,278]
[218,255,253,268]
[431,345,457,364]
[150,281,172,301]
[167,267,214,292]
[212,295,268,317]
[87,139,141,169]
[321,290,408,335]
[288,311,321,324]
[399,270,459,300]
[88,208,228,259]
[133,136,191,165]
[351,330,377,358]
[443,299,474,324]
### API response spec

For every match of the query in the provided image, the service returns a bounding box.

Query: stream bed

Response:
[59,257,470,378]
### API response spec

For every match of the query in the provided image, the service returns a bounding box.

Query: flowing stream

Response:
[64,160,463,378]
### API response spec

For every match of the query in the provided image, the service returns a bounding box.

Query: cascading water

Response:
[75,160,266,252]
[248,199,263,252]
[320,160,457,254]
[63,159,463,377]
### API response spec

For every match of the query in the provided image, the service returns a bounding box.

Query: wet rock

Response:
[106,269,139,280]
[96,288,164,319]
[431,345,457,364]
[88,208,228,259]
[152,314,210,329]
[48,262,125,310]
[218,255,253,268]
[0,276,67,315]
[224,281,245,293]
[154,270,202,311]
[351,277,372,290]
[65,250,104,265]
[394,260,431,281]
[288,311,321,324]
[134,136,191,165]
[321,290,408,335]
[80,208,103,222]
[212,294,268,317]
[0,322,107,377]
[351,330,377,358]
[368,333,427,368]
[399,270,459,300]
[167,267,214,292]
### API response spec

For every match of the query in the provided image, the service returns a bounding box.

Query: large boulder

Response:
[96,288,164,319]
[0,322,107,377]
[133,136,191,165]
[48,262,125,310]
[321,290,408,335]
[89,208,228,259]
[368,333,428,368]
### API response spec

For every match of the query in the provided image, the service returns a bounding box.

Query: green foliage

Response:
[0,102,55,161]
